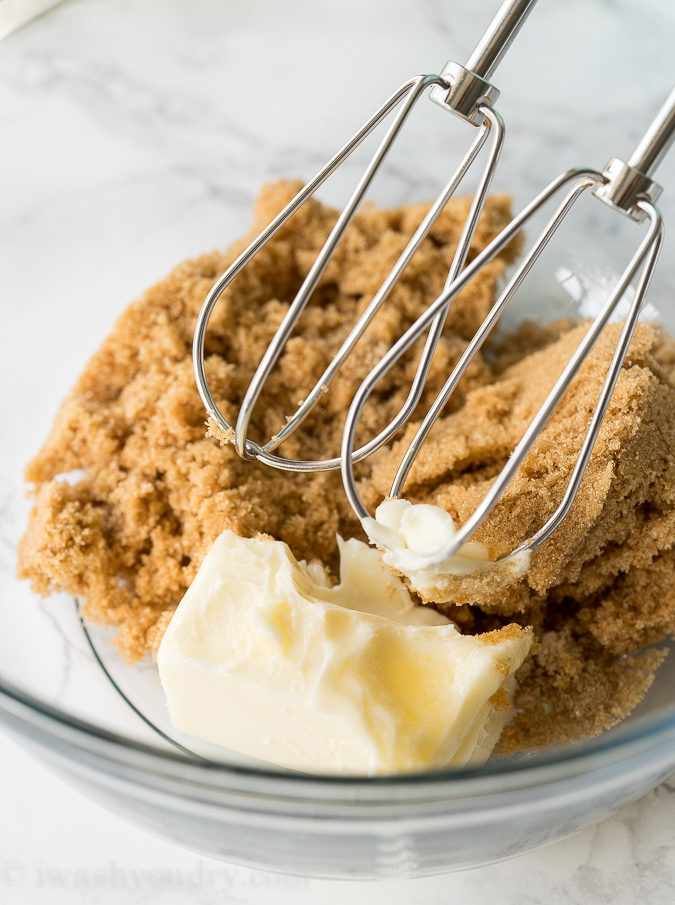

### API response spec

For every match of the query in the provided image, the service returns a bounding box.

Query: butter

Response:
[363,499,531,597]
[157,530,532,775]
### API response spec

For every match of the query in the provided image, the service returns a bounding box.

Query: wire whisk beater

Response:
[193,0,539,472]
[342,87,674,566]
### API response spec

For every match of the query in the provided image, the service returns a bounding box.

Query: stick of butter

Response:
[157,530,531,775]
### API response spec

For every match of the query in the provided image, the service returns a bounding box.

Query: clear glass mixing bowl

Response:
[1,0,674,881]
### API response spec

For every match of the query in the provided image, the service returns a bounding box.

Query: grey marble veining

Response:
[1,0,674,901]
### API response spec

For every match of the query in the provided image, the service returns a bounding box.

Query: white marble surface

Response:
[1,0,675,901]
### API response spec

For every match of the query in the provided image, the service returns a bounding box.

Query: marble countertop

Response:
[1,0,674,901]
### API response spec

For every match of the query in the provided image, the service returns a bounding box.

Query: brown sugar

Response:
[365,317,675,747]
[17,181,673,754]
[17,181,516,658]
[367,320,675,617]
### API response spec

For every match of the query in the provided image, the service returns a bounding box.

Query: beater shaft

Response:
[629,86,675,175]
[465,0,536,78]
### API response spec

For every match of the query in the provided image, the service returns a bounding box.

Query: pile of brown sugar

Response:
[17,181,516,658]
[366,318,675,749]
[17,181,673,753]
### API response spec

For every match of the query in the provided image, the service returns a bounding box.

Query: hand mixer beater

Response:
[342,88,675,573]
[193,0,538,471]
[193,0,674,576]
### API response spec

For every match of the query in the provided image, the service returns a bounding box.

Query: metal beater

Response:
[193,0,538,471]
[341,88,675,566]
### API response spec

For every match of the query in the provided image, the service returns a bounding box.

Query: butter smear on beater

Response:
[157,529,531,775]
[363,499,530,598]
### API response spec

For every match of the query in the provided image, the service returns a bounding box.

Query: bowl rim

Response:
[1,670,675,801]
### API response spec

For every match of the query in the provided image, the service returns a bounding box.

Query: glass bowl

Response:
[1,0,674,880]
